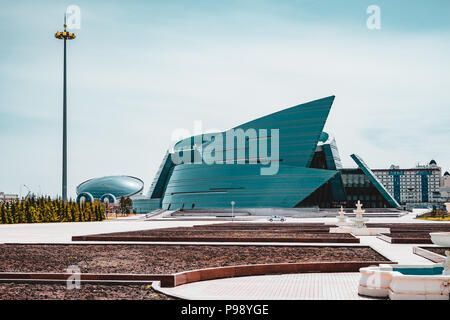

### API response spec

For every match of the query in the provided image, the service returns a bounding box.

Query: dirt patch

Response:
[0,283,172,300]
[385,233,431,239]
[367,223,450,232]
[148,226,331,233]
[378,233,433,244]
[425,247,450,256]
[190,223,330,231]
[73,224,359,243]
[128,230,350,238]
[0,244,388,274]
[82,229,354,239]
[203,223,326,227]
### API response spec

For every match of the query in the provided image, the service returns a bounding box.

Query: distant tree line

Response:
[0,196,105,224]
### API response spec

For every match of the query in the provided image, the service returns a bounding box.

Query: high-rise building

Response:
[0,192,19,203]
[372,160,442,205]
[439,171,450,202]
[442,171,450,188]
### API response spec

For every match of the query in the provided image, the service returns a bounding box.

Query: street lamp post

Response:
[54,16,76,202]
[22,184,31,199]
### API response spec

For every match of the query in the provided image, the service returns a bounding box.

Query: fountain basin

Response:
[430,232,450,247]
[359,264,450,300]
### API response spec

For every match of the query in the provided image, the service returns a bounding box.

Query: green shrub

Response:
[0,196,105,224]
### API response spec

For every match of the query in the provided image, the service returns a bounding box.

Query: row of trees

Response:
[0,196,105,224]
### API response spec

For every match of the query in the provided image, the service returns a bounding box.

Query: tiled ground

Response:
[357,236,432,264]
[155,272,374,300]
[0,217,227,243]
[1,209,445,244]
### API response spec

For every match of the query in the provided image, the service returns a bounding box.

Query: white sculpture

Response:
[336,206,348,226]
[430,232,450,247]
[355,200,365,215]
[350,200,369,228]
[340,206,345,217]
[330,200,389,235]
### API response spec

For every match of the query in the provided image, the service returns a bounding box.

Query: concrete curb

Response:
[71,235,359,243]
[377,234,433,244]
[0,260,394,289]
[412,246,447,263]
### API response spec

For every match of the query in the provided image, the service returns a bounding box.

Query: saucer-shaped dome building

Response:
[76,175,143,203]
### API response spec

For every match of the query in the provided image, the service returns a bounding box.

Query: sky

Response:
[0,0,449,199]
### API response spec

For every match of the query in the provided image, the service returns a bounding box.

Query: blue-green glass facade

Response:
[417,170,432,202]
[389,171,404,203]
[162,164,338,209]
[133,96,400,212]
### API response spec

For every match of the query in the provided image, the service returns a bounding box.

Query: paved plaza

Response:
[0,217,222,243]
[155,272,371,300]
[0,210,448,299]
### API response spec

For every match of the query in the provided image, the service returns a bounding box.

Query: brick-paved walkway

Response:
[156,273,375,300]
[357,236,433,264]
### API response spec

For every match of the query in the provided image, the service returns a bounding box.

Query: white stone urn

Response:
[350,200,369,228]
[430,232,450,247]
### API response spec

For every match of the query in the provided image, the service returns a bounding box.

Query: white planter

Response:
[430,232,450,247]
[358,264,450,300]
[358,266,393,298]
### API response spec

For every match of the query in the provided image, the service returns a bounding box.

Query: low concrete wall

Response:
[377,234,433,244]
[71,234,359,243]
[174,207,323,217]
[0,272,176,287]
[413,246,447,263]
[173,261,392,287]
[0,260,392,289]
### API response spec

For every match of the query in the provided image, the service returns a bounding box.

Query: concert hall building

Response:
[132,96,400,213]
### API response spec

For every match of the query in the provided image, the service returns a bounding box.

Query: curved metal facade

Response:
[141,96,353,211]
[76,175,144,200]
[133,95,401,212]
[162,164,338,209]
